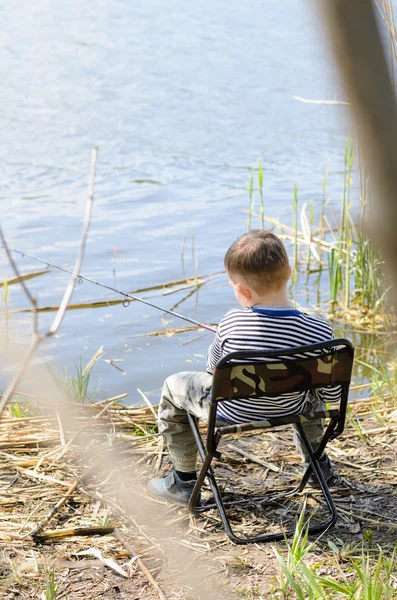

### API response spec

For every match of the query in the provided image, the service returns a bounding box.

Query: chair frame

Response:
[187,338,354,544]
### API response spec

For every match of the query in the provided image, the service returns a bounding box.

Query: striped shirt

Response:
[206,306,341,423]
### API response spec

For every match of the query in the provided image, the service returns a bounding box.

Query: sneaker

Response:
[147,471,199,506]
[304,453,334,487]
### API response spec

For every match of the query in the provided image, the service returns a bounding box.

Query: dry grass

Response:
[0,393,397,599]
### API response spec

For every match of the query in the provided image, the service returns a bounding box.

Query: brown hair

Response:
[224,230,290,293]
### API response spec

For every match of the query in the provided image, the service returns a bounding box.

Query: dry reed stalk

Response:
[82,345,104,376]
[30,460,100,537]
[14,272,223,313]
[114,528,169,600]
[0,268,51,287]
[337,506,397,529]
[226,444,279,472]
[137,388,158,420]
[47,397,126,468]
[154,436,164,475]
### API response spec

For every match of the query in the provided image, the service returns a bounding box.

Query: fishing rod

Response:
[0,245,217,334]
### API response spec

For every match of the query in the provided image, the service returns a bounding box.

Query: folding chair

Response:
[187,338,354,544]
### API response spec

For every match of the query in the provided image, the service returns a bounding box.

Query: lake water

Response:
[1,0,356,403]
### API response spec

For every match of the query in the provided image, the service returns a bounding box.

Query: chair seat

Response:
[217,409,341,435]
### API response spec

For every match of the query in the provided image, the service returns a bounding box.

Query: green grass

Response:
[44,569,58,600]
[236,584,261,599]
[45,357,100,404]
[9,400,39,418]
[97,510,114,527]
[271,509,397,599]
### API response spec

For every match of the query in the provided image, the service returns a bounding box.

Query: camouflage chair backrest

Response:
[211,346,353,402]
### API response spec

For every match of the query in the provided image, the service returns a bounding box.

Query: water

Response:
[1,0,356,403]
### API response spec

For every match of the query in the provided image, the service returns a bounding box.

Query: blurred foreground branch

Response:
[0,146,98,419]
[321,0,397,302]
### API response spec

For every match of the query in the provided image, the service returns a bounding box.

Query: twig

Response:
[56,410,66,447]
[30,460,99,537]
[292,95,349,105]
[226,443,280,472]
[114,528,168,600]
[154,436,164,475]
[137,388,158,420]
[337,507,397,529]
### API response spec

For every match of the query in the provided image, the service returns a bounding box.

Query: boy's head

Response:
[224,230,291,305]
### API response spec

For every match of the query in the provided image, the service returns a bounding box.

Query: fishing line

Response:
[0,245,217,334]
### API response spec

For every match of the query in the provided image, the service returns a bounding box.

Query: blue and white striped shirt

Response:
[207,306,341,422]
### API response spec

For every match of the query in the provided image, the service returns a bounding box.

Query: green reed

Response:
[244,139,387,320]
[258,158,264,229]
[353,229,386,313]
[305,200,315,280]
[292,184,299,306]
[328,246,343,307]
[247,159,264,230]
[247,168,254,230]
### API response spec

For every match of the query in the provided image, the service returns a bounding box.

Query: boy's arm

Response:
[206,324,223,374]
[315,327,343,405]
[315,384,343,406]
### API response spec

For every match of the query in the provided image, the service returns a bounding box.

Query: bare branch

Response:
[0,147,98,419]
[48,146,98,337]
[292,95,349,105]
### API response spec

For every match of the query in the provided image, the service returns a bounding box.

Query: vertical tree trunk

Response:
[321,0,397,299]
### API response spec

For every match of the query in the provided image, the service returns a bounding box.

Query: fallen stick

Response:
[114,528,168,600]
[226,443,280,472]
[30,461,99,538]
[16,467,72,488]
[33,525,115,542]
[337,507,397,530]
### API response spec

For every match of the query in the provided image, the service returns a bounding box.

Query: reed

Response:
[258,158,264,229]
[247,168,254,230]
[45,355,100,405]
[292,184,299,306]
[244,139,388,323]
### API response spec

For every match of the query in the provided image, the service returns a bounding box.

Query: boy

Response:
[148,230,339,505]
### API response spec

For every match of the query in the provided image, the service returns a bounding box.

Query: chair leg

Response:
[187,413,222,512]
[295,422,338,530]
[298,418,338,493]
[187,415,338,544]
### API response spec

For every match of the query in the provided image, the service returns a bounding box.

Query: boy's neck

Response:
[249,288,291,308]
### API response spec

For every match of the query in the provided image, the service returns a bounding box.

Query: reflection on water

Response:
[1,0,366,403]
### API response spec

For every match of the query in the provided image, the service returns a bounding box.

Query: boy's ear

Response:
[287,264,292,280]
[235,282,252,302]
